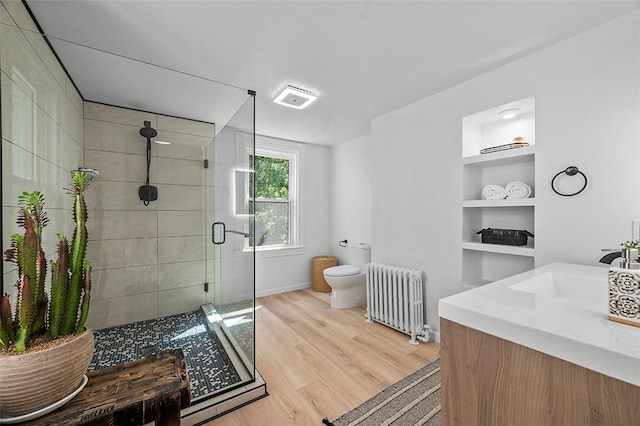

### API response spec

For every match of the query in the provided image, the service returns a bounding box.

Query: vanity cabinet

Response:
[461,97,536,287]
[441,318,640,425]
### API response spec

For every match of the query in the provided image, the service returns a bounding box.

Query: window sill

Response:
[249,245,306,258]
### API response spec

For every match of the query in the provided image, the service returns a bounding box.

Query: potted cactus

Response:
[0,171,94,418]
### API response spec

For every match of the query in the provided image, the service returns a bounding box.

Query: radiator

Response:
[366,263,431,345]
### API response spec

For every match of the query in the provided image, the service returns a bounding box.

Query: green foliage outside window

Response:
[251,155,289,199]
[250,155,290,246]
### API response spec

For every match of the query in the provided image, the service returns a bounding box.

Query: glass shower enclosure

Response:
[1,8,258,415]
[204,94,257,389]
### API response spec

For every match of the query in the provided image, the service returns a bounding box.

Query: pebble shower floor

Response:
[88,310,242,400]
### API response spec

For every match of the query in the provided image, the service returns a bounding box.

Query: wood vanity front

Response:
[440,318,640,425]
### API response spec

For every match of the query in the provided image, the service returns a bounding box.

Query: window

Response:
[251,155,290,246]
[249,136,305,252]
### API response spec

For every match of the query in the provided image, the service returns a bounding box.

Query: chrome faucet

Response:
[600,247,640,269]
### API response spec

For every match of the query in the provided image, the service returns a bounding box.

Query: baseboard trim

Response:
[256,282,312,298]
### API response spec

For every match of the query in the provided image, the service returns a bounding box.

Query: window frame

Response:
[246,135,305,256]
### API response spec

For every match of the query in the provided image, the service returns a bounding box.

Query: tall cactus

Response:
[48,234,69,339]
[0,294,14,349]
[59,171,91,335]
[2,191,48,352]
[1,171,93,353]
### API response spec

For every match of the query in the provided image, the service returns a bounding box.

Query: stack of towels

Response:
[481,181,532,200]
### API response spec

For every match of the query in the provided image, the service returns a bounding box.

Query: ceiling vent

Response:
[273,84,318,110]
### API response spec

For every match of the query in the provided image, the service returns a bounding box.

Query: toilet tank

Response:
[349,243,371,269]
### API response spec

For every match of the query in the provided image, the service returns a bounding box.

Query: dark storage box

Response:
[476,228,534,246]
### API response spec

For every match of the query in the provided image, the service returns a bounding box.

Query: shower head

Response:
[72,167,100,181]
[140,121,157,139]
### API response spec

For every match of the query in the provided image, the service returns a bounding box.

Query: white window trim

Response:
[247,135,306,257]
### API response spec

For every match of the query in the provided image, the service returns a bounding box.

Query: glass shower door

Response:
[204,94,256,388]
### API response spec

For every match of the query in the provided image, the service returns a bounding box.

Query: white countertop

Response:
[439,262,640,387]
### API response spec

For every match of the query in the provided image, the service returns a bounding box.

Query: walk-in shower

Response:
[1,6,261,421]
[83,95,259,411]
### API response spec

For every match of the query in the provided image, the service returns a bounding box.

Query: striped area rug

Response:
[323,359,441,426]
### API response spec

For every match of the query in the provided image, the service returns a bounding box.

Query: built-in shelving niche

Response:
[461,96,536,288]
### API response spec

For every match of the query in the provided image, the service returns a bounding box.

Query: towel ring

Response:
[551,166,587,197]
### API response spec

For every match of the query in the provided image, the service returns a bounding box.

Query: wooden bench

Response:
[24,348,190,425]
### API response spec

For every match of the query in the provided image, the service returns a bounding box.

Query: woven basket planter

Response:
[0,328,94,416]
[312,256,338,292]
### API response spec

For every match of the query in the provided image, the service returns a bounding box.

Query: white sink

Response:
[439,262,640,387]
[508,271,606,303]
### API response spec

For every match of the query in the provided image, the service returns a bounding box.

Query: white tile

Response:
[86,238,158,270]
[2,24,69,127]
[2,141,69,210]
[121,292,159,325]
[0,2,15,26]
[1,0,37,31]
[84,149,153,183]
[88,210,158,241]
[87,293,159,329]
[91,264,158,299]
[83,102,156,127]
[156,137,205,161]
[2,207,19,253]
[157,285,206,317]
[156,184,206,211]
[156,157,203,186]
[157,260,206,291]
[62,92,83,145]
[158,210,204,237]
[158,235,205,264]
[83,119,151,156]
[85,180,157,212]
[157,115,214,138]
[23,29,66,91]
[67,79,83,119]
[62,133,84,173]
[37,107,65,169]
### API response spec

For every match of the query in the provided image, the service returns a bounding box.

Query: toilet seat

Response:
[324,265,360,277]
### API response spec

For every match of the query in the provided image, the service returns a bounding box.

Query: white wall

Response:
[256,143,333,296]
[365,11,639,338]
[330,134,373,263]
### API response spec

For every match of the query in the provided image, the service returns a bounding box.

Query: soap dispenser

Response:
[608,247,640,327]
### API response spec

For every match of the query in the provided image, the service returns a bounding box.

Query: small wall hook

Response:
[339,239,348,248]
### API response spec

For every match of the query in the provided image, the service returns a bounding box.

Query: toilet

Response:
[323,243,371,309]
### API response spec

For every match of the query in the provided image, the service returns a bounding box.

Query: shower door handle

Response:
[212,222,226,245]
[212,222,251,245]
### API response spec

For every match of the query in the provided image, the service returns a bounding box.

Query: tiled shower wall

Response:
[83,102,215,329]
[2,0,242,329]
[1,1,84,293]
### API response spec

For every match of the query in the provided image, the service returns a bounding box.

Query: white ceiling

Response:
[25,1,640,146]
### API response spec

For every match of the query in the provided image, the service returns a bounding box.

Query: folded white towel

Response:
[481,184,507,200]
[505,181,532,199]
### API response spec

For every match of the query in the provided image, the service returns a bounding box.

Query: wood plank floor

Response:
[208,288,440,425]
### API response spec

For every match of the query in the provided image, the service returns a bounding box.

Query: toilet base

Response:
[330,286,366,309]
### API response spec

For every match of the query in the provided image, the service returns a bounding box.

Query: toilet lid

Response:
[324,265,361,277]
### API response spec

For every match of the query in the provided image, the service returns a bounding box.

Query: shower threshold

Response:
[182,303,267,423]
